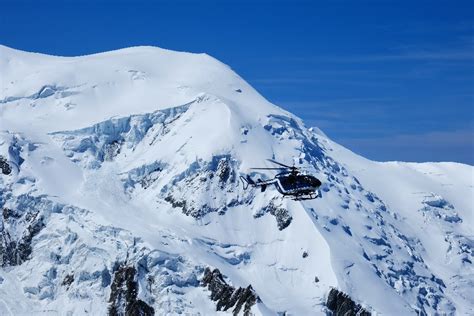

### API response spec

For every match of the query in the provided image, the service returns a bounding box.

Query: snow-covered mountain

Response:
[0,45,472,315]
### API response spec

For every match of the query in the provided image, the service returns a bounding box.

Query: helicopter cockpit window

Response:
[307,176,322,187]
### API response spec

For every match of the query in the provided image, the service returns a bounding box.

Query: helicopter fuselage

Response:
[274,172,321,197]
[240,159,322,200]
[241,171,322,200]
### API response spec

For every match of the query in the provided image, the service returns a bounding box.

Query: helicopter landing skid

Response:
[290,191,319,201]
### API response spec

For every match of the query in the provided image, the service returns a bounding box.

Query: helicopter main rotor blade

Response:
[250,167,287,170]
[266,159,293,168]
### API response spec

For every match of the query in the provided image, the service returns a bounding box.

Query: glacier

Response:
[0,44,473,315]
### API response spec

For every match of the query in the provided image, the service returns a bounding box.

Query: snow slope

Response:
[0,45,473,315]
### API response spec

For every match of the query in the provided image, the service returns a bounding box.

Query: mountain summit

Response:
[1,45,472,315]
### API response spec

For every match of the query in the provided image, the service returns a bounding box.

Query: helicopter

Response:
[240,159,322,200]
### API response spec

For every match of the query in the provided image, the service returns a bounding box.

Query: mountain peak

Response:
[0,44,276,134]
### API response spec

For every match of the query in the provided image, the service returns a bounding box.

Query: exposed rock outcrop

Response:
[255,198,292,230]
[62,273,74,289]
[201,267,259,316]
[108,265,155,316]
[162,155,241,219]
[1,208,45,267]
[326,288,371,316]
[0,155,12,175]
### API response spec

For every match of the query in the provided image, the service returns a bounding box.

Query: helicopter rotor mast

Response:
[266,159,295,169]
[249,159,303,176]
[266,159,300,174]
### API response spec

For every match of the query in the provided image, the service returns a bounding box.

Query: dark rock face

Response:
[2,208,20,220]
[103,140,122,161]
[0,156,12,175]
[201,267,258,316]
[163,155,240,219]
[108,265,155,316]
[62,274,74,288]
[1,194,65,268]
[326,288,371,316]
[0,209,45,267]
[255,199,292,230]
[164,195,218,219]
[216,158,232,184]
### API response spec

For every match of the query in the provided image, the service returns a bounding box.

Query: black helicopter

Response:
[240,159,322,200]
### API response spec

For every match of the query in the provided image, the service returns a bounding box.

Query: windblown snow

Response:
[0,45,473,315]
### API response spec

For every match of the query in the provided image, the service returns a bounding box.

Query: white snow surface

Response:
[0,44,473,315]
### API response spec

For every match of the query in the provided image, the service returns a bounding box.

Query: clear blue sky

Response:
[1,0,473,164]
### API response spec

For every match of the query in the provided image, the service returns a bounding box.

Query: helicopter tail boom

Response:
[240,175,276,191]
[239,175,255,190]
